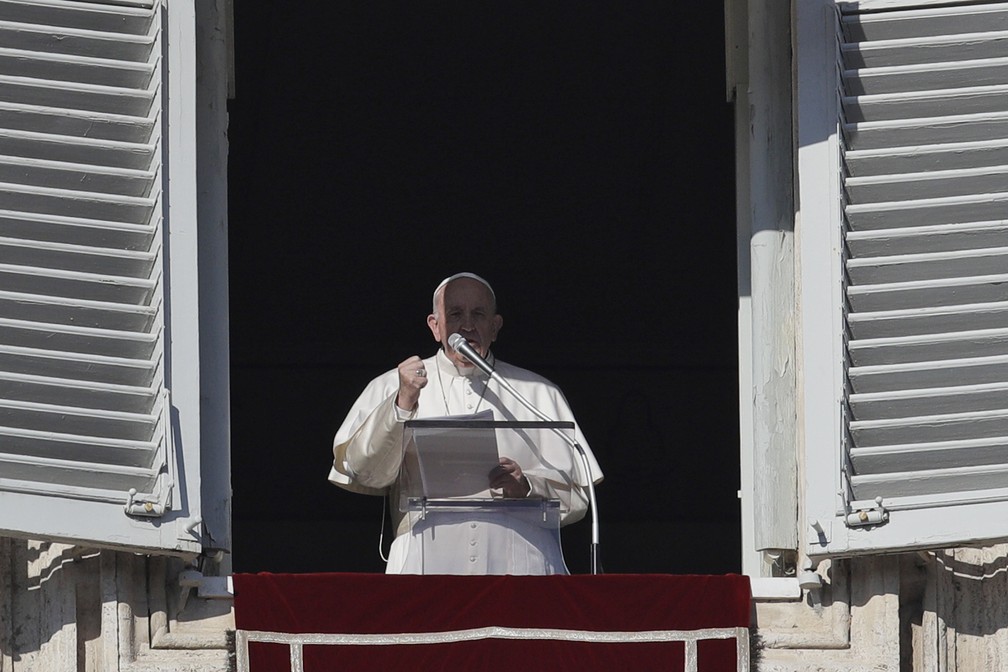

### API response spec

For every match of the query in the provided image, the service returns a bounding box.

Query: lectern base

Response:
[390,499,567,575]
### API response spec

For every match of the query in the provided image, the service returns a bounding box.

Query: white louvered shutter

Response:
[803,0,1008,555]
[0,0,203,553]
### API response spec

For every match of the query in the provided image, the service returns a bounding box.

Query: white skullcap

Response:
[432,272,496,312]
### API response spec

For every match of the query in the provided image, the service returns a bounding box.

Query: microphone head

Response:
[447,332,494,376]
[447,333,467,352]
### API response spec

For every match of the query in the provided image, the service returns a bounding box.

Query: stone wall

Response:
[753,546,1008,672]
[0,538,233,672]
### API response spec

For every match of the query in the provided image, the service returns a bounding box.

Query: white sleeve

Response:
[330,374,410,495]
[524,471,590,526]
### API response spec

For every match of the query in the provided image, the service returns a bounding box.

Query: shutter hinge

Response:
[845,496,889,528]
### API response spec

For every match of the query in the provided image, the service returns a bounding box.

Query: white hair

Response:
[431,272,496,315]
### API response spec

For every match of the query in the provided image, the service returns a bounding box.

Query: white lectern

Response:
[399,419,573,575]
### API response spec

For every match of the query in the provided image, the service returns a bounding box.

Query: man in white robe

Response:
[329,272,603,574]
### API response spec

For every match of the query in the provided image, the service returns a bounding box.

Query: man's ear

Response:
[491,314,503,341]
[427,314,441,342]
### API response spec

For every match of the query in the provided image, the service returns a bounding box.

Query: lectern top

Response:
[404,419,575,430]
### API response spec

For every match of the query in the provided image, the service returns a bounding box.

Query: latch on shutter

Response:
[845,496,889,528]
[124,389,175,518]
[125,487,167,517]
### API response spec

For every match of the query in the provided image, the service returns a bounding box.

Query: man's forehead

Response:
[443,278,495,305]
[433,272,496,309]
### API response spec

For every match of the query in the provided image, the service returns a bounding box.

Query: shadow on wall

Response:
[0,538,100,662]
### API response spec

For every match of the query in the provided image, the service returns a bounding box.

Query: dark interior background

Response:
[227,2,740,575]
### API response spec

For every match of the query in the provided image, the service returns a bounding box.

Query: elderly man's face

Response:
[427,277,503,369]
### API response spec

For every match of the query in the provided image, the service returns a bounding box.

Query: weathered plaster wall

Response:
[0,537,233,672]
[753,546,1008,672]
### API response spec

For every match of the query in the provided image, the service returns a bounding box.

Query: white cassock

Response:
[329,349,603,575]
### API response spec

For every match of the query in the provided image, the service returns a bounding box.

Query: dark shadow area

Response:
[228,2,739,575]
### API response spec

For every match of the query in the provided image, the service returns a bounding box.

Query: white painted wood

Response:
[841,0,1008,11]
[850,380,1008,418]
[846,167,1008,204]
[812,499,1008,556]
[802,0,1008,556]
[847,245,1008,284]
[843,31,1008,69]
[841,3,1008,39]
[163,0,203,552]
[732,13,763,573]
[844,59,1008,97]
[848,273,1008,311]
[848,328,1008,366]
[747,0,799,554]
[0,1,234,663]
[846,111,1008,149]
[843,87,1008,123]
[192,0,232,552]
[848,302,1008,339]
[850,353,1008,392]
[0,0,155,29]
[852,463,1008,500]
[797,0,848,556]
[0,0,204,554]
[846,220,1008,256]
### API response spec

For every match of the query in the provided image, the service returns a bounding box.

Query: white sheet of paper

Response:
[410,410,500,499]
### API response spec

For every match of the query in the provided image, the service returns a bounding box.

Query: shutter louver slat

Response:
[841,3,1008,514]
[0,236,158,275]
[0,1,154,32]
[843,32,1008,68]
[850,464,1008,500]
[846,221,1008,255]
[842,3,1008,41]
[0,210,157,248]
[848,301,1008,338]
[0,0,170,514]
[0,19,156,61]
[844,59,1008,96]
[846,166,1008,203]
[847,112,1008,149]
[0,317,157,357]
[842,86,1008,122]
[850,381,1008,419]
[0,425,157,465]
[0,103,155,142]
[0,370,157,411]
[847,247,1008,284]
[849,354,1008,392]
[848,274,1008,311]
[0,129,157,168]
[0,47,156,88]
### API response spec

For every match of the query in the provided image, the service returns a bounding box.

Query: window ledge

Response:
[749,577,802,601]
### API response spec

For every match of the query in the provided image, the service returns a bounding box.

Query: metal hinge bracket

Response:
[845,496,889,528]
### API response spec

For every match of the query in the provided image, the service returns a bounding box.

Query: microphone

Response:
[447,333,495,377]
[448,331,602,574]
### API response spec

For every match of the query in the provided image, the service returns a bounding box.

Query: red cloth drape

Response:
[233,573,751,672]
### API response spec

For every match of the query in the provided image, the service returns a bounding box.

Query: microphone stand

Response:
[484,367,602,575]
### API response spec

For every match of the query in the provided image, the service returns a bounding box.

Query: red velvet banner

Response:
[233,573,751,672]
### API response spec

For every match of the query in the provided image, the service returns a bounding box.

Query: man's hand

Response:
[489,457,530,498]
[396,356,427,411]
